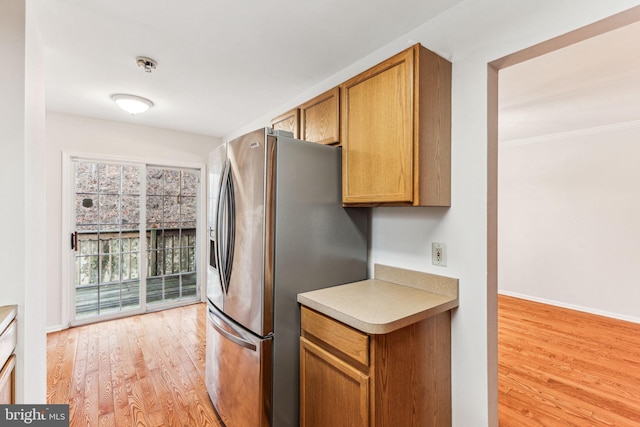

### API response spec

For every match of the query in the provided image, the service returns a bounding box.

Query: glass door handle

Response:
[71,231,78,251]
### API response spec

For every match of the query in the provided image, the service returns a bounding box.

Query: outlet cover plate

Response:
[432,242,447,267]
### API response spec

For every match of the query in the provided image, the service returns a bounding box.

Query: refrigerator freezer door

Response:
[223,128,275,336]
[205,303,272,427]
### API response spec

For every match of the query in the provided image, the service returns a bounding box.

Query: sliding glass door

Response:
[145,167,199,305]
[71,159,201,324]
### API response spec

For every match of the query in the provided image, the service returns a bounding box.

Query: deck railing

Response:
[75,228,197,318]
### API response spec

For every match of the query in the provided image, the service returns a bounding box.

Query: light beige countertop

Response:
[297,264,458,334]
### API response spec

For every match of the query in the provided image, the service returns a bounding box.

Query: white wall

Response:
[0,0,28,403]
[24,0,48,403]
[45,113,221,330]
[499,124,640,323]
[0,0,47,403]
[226,1,640,425]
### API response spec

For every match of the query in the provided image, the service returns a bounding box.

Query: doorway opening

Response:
[489,6,640,425]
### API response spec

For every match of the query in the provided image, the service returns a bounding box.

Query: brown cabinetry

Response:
[0,306,17,405]
[300,338,369,427]
[340,43,451,206]
[299,87,340,145]
[271,87,340,145]
[271,108,299,138]
[0,355,15,404]
[300,305,452,427]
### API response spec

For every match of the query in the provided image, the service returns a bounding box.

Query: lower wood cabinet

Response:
[0,306,17,405]
[300,306,452,427]
[300,339,369,427]
[0,354,15,404]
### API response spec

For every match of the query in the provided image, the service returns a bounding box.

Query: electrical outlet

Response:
[432,243,447,266]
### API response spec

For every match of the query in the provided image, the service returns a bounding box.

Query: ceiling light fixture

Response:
[111,94,154,115]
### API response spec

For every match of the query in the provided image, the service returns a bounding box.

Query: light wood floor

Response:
[47,295,640,426]
[498,294,640,426]
[47,303,224,427]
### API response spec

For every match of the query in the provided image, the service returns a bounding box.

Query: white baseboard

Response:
[498,290,640,325]
[46,324,65,333]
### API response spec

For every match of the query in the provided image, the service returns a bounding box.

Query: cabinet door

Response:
[300,337,369,427]
[341,47,414,204]
[0,355,15,404]
[299,87,340,145]
[271,108,299,138]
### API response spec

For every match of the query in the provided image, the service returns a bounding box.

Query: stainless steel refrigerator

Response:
[205,127,367,427]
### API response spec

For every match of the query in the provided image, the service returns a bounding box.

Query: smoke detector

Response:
[136,56,158,73]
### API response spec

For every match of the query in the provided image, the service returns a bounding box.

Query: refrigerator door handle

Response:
[215,164,224,290]
[216,160,230,294]
[223,162,236,291]
[207,307,257,351]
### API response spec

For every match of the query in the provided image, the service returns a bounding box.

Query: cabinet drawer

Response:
[301,307,368,366]
[0,319,16,369]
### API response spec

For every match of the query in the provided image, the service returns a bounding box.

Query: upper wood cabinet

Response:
[271,108,299,138]
[299,87,340,145]
[340,44,451,206]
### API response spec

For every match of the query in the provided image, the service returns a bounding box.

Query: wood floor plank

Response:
[124,371,151,427]
[138,374,165,427]
[47,303,223,427]
[83,369,100,427]
[149,367,180,426]
[107,322,132,427]
[99,412,115,427]
[86,324,100,374]
[69,392,86,427]
[499,294,640,426]
[70,357,87,403]
[98,325,114,418]
[49,378,70,406]
[47,329,76,404]
[46,330,61,388]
